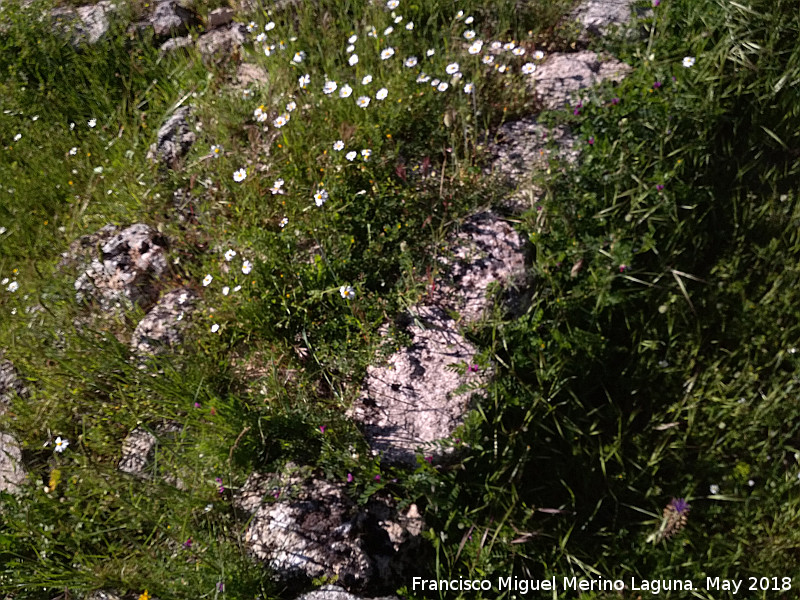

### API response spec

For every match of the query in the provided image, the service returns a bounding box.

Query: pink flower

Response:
[319,425,327,434]
[194,402,201,408]
[374,474,381,481]
[347,473,354,483]
[619,264,629,273]
[183,538,193,549]
[588,137,595,145]
[424,456,433,463]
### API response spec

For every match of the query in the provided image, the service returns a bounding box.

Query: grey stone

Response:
[84,592,123,600]
[207,6,234,28]
[0,357,27,414]
[158,35,194,56]
[531,50,631,111]
[0,432,25,495]
[73,224,169,312]
[150,0,201,39]
[570,0,636,38]
[235,62,269,89]
[350,211,526,465]
[242,471,422,592]
[118,422,182,480]
[50,1,118,46]
[130,288,198,355]
[295,585,399,600]
[195,22,246,61]
[147,106,197,170]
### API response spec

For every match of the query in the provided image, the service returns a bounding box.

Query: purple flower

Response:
[183,537,193,549]
[469,364,480,373]
[611,97,620,105]
[374,474,381,481]
[319,425,326,434]
[652,0,660,6]
[347,473,354,483]
[656,184,665,191]
[619,264,629,273]
[654,81,662,89]
[669,497,690,514]
[424,456,433,463]
[216,582,225,592]
[194,402,201,408]
[588,136,595,145]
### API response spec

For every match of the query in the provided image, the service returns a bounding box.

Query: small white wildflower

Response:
[279,217,289,228]
[88,118,96,128]
[333,140,344,151]
[13,133,21,142]
[357,96,371,108]
[406,21,414,30]
[348,34,358,44]
[463,30,476,40]
[203,274,213,287]
[93,166,103,174]
[178,292,188,305]
[7,281,19,292]
[349,53,359,66]
[224,249,237,261]
[314,189,329,206]
[256,32,266,42]
[376,87,388,100]
[503,42,515,51]
[512,47,525,56]
[347,44,355,53]
[211,323,220,333]
[361,149,371,160]
[346,151,357,161]
[490,41,502,51]
[286,101,297,112]
[299,73,311,88]
[211,144,222,157]
[426,48,435,57]
[468,40,483,54]
[416,73,430,83]
[242,260,253,274]
[384,26,394,35]
[521,62,536,74]
[339,285,355,299]
[273,114,288,128]
[482,54,494,65]
[246,21,256,32]
[381,47,395,60]
[54,437,69,453]
[386,0,399,8]
[437,82,449,92]
[233,285,242,292]
[533,50,545,60]
[455,10,464,19]
[265,21,275,30]
[463,82,474,93]
[362,74,373,85]
[445,62,460,75]
[69,147,78,155]
[367,26,377,38]
[404,56,418,67]
[709,484,720,495]
[293,51,306,63]
[465,16,474,24]
[222,286,230,296]
[394,15,402,24]
[323,80,338,94]
[233,168,247,182]
[683,56,696,68]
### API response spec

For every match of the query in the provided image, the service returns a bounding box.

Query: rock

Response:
[158,35,194,56]
[147,106,197,170]
[195,22,246,62]
[208,6,234,28]
[350,212,526,464]
[487,117,577,187]
[0,432,25,494]
[295,585,400,600]
[130,288,198,355]
[242,470,423,592]
[149,0,201,40]
[530,50,631,111]
[118,422,182,481]
[50,1,118,46]
[0,356,27,413]
[73,224,169,312]
[570,0,636,38]
[235,62,269,89]
[84,592,123,600]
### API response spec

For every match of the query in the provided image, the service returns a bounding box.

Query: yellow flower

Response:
[138,591,150,600]
[48,468,61,492]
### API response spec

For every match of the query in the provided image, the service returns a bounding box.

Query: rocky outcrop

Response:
[239,469,424,592]
[50,1,118,46]
[295,585,400,600]
[72,224,169,312]
[196,22,246,61]
[130,288,198,355]
[350,211,526,465]
[0,432,25,494]
[147,106,197,170]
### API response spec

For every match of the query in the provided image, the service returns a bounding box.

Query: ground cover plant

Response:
[0,0,799,597]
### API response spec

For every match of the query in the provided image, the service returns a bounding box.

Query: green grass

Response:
[1,0,800,597]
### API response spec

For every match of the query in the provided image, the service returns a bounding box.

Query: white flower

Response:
[468,40,483,54]
[533,50,545,60]
[437,82,449,92]
[381,47,395,60]
[293,51,306,63]
[416,73,430,83]
[93,166,103,174]
[339,84,353,98]
[265,21,275,30]
[682,56,696,68]
[7,281,19,292]
[233,285,242,292]
[394,15,402,24]
[463,30,476,40]
[348,34,358,44]
[211,144,222,157]
[1,278,8,285]
[490,41,502,50]
[361,149,371,160]
[13,133,21,142]
[88,118,96,128]
[224,249,237,261]
[286,101,297,112]
[222,286,230,296]
[211,323,220,333]
[512,47,525,56]
[384,26,394,35]
[70,122,75,130]
[299,73,311,88]
[386,0,399,8]
[431,78,440,87]
[178,292,188,305]
[367,26,377,38]
[446,62,460,75]
[233,168,247,182]
[465,16,474,24]
[346,151,357,161]
[503,42,515,51]
[69,147,78,155]
[361,74,373,85]
[404,56,418,67]
[272,178,285,190]
[521,62,536,74]
[349,54,359,66]
[339,285,355,299]
[347,44,355,53]
[203,274,213,286]
[357,96,371,108]
[376,87,388,100]
[314,189,329,206]
[482,54,494,65]
[242,260,253,274]
[455,10,464,19]
[264,44,275,56]
[333,140,345,151]
[323,80,338,94]
[709,484,720,495]
[54,437,69,452]
[256,32,266,42]
[246,21,256,32]
[279,217,289,228]
[406,21,414,30]
[426,48,435,57]
[274,114,288,128]
[463,82,474,93]
[498,64,508,73]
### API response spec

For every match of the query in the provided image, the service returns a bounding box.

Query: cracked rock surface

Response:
[240,469,423,592]
[130,288,198,355]
[295,585,400,600]
[147,106,197,170]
